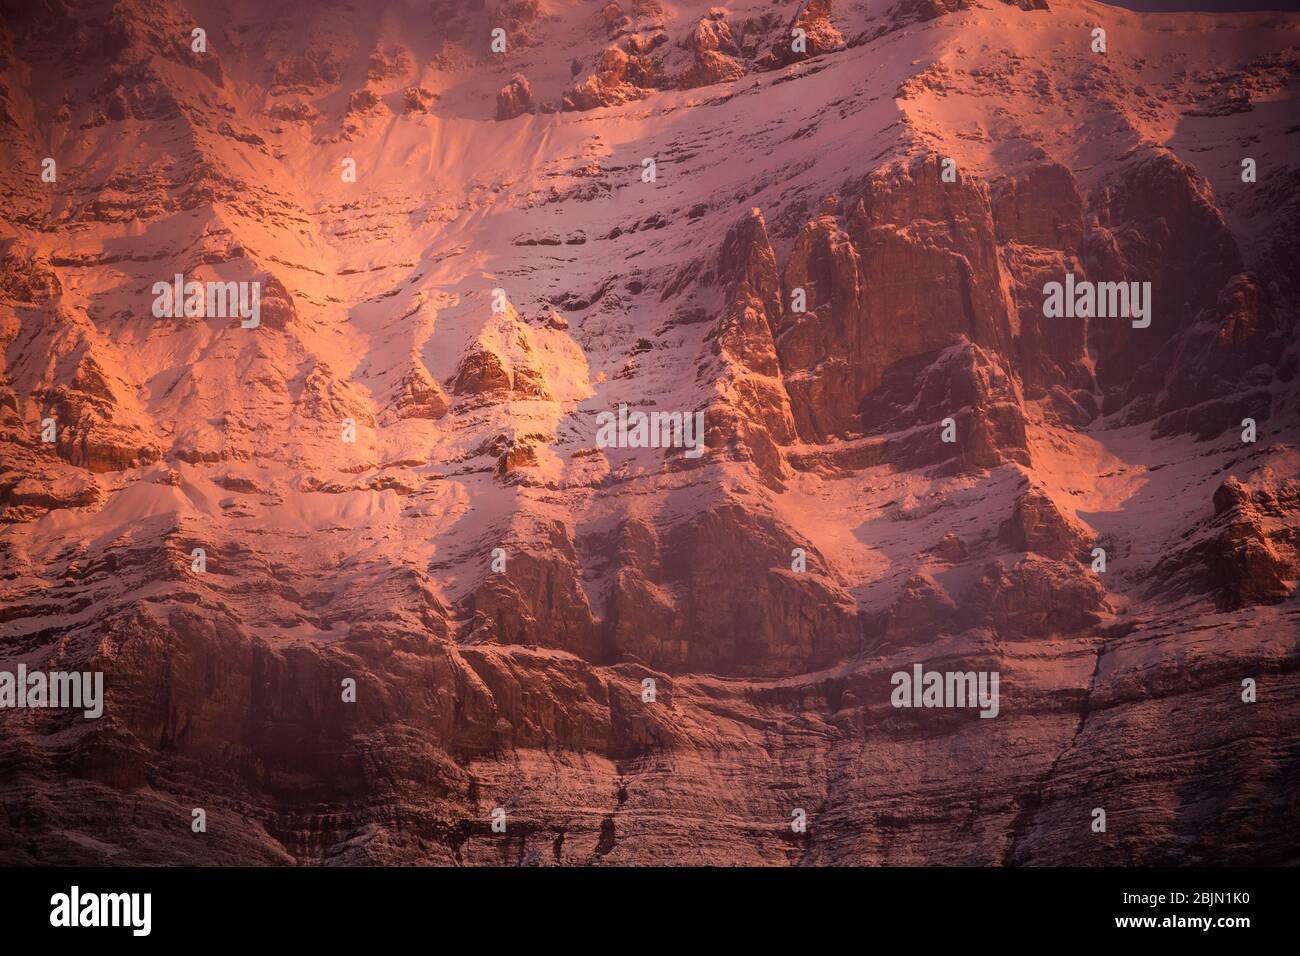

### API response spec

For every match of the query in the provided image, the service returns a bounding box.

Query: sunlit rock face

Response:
[0,0,1297,866]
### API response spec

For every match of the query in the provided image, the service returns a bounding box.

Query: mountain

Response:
[0,0,1297,865]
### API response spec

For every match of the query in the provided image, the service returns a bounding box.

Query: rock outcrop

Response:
[677,11,746,89]
[771,0,845,66]
[496,73,534,120]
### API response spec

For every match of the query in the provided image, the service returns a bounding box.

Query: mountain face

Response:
[0,0,1297,865]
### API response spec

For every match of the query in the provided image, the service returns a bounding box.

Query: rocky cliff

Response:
[0,0,1297,865]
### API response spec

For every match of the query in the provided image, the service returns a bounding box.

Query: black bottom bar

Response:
[0,866,1282,943]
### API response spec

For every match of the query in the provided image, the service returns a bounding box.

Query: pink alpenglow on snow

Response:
[0,0,1297,867]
